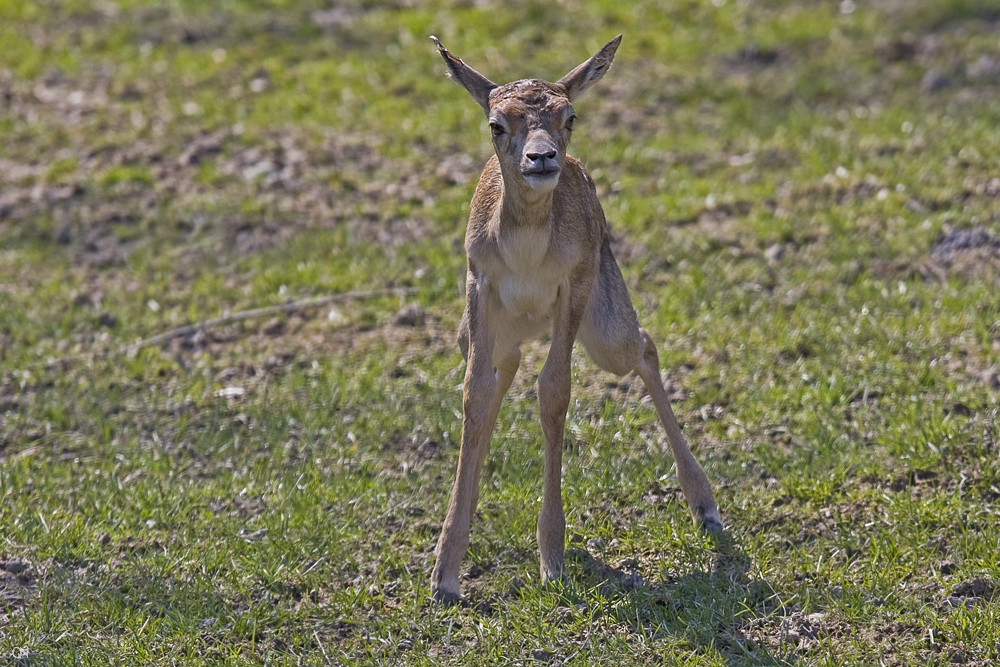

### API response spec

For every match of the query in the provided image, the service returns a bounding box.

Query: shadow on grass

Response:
[565,531,799,666]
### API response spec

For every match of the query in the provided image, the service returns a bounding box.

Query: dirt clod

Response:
[531,648,554,662]
[505,576,525,598]
[394,303,426,328]
[937,560,958,575]
[1,558,30,575]
[0,557,37,621]
[949,577,995,600]
[921,68,951,93]
[932,227,1000,259]
[944,596,980,609]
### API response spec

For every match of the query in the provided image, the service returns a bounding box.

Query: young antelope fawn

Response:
[430,35,722,603]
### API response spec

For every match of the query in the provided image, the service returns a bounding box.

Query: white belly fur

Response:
[497,275,557,318]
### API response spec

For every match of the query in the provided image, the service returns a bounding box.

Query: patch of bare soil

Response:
[924,225,1000,281]
[746,607,992,665]
[770,610,853,647]
[948,576,996,602]
[0,557,37,623]
[880,221,1000,284]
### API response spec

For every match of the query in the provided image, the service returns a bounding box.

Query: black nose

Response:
[526,149,557,162]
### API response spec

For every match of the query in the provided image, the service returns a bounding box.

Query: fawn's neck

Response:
[498,175,554,229]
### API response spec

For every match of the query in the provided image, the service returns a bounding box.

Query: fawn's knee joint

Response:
[639,329,660,367]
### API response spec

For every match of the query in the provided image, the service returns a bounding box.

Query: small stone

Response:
[327,306,347,325]
[586,537,606,552]
[242,159,276,181]
[764,243,786,263]
[215,386,245,400]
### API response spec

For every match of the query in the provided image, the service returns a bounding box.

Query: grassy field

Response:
[2,0,1000,664]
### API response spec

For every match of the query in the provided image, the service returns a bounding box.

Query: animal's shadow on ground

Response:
[559,532,799,666]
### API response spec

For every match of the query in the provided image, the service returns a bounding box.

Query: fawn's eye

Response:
[565,115,576,131]
[489,122,505,137]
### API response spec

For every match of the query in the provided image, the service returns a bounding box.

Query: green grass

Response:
[2,0,1000,664]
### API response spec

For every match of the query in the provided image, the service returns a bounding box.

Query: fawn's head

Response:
[432,35,621,193]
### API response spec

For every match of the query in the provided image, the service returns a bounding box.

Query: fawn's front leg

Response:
[535,282,589,584]
[431,281,497,603]
[536,352,570,584]
[469,346,520,518]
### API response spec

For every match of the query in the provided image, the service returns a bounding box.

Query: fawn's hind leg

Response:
[578,240,722,530]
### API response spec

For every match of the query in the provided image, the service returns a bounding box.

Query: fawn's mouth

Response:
[522,166,560,178]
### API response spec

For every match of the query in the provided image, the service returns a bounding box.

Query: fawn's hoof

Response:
[700,516,725,535]
[430,565,461,604]
[540,562,566,588]
[696,504,725,535]
[431,586,461,605]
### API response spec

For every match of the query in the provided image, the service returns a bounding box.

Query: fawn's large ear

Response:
[556,34,621,100]
[431,36,496,116]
